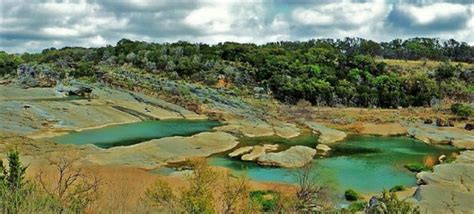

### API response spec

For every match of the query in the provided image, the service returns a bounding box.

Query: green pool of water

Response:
[52,119,221,148]
[208,135,458,194]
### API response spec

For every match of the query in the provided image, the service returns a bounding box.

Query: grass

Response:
[404,163,432,173]
[249,190,279,212]
[380,59,474,71]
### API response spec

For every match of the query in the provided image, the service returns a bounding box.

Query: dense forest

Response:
[1,37,473,108]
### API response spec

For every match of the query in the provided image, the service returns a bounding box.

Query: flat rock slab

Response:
[408,124,474,149]
[316,144,331,154]
[304,121,347,144]
[84,132,238,169]
[359,123,407,136]
[215,119,275,137]
[229,146,254,158]
[413,151,474,213]
[257,146,316,168]
[241,146,266,161]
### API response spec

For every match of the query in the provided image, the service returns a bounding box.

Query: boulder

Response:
[423,119,433,124]
[257,146,316,168]
[241,146,266,161]
[55,83,93,96]
[315,144,331,154]
[228,146,254,158]
[435,118,448,127]
[465,123,473,131]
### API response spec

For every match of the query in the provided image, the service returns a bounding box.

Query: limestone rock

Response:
[316,144,331,154]
[55,82,93,96]
[304,121,347,144]
[257,146,316,168]
[408,124,474,149]
[263,144,279,152]
[241,146,266,161]
[228,146,254,158]
[413,151,474,213]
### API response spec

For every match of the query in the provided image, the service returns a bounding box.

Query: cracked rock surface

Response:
[413,150,474,213]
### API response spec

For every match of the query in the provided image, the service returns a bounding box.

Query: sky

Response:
[1,0,473,53]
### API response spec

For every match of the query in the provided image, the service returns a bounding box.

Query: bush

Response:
[404,163,431,172]
[451,103,473,118]
[389,185,405,192]
[249,190,279,212]
[348,201,366,212]
[344,189,359,201]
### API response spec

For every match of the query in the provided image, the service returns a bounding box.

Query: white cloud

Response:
[291,2,390,27]
[404,3,467,25]
[1,0,473,53]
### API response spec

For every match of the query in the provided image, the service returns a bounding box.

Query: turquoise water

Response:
[52,119,221,148]
[208,135,458,193]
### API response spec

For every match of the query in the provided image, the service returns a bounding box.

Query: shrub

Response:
[348,201,366,212]
[450,103,473,118]
[344,189,359,201]
[404,163,431,172]
[389,185,405,192]
[249,190,279,212]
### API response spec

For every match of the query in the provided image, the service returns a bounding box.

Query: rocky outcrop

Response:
[55,83,93,96]
[228,144,280,161]
[17,64,59,88]
[413,151,474,213]
[241,146,266,161]
[435,118,455,127]
[84,132,239,169]
[257,146,316,168]
[304,121,347,144]
[408,124,474,149]
[228,146,254,158]
[315,144,331,155]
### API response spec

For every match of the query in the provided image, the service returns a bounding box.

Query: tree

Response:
[37,154,100,213]
[365,190,420,214]
[292,163,332,211]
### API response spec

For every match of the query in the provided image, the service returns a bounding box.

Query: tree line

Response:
[1,37,473,108]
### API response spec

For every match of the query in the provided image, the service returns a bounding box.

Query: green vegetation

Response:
[344,189,360,201]
[389,185,406,192]
[0,151,99,213]
[249,190,279,212]
[347,201,366,212]
[404,163,432,172]
[451,103,473,118]
[365,190,420,214]
[1,38,473,109]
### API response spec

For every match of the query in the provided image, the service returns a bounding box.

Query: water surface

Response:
[52,119,220,148]
[209,135,458,193]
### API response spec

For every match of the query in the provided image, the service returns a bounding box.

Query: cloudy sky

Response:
[1,0,473,53]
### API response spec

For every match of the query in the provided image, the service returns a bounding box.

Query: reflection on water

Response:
[51,119,221,148]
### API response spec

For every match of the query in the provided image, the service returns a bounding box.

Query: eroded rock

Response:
[241,146,266,161]
[413,151,474,213]
[257,146,316,168]
[304,121,347,144]
[316,144,331,154]
[228,146,254,158]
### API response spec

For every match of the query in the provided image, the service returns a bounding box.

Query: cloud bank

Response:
[1,0,473,53]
